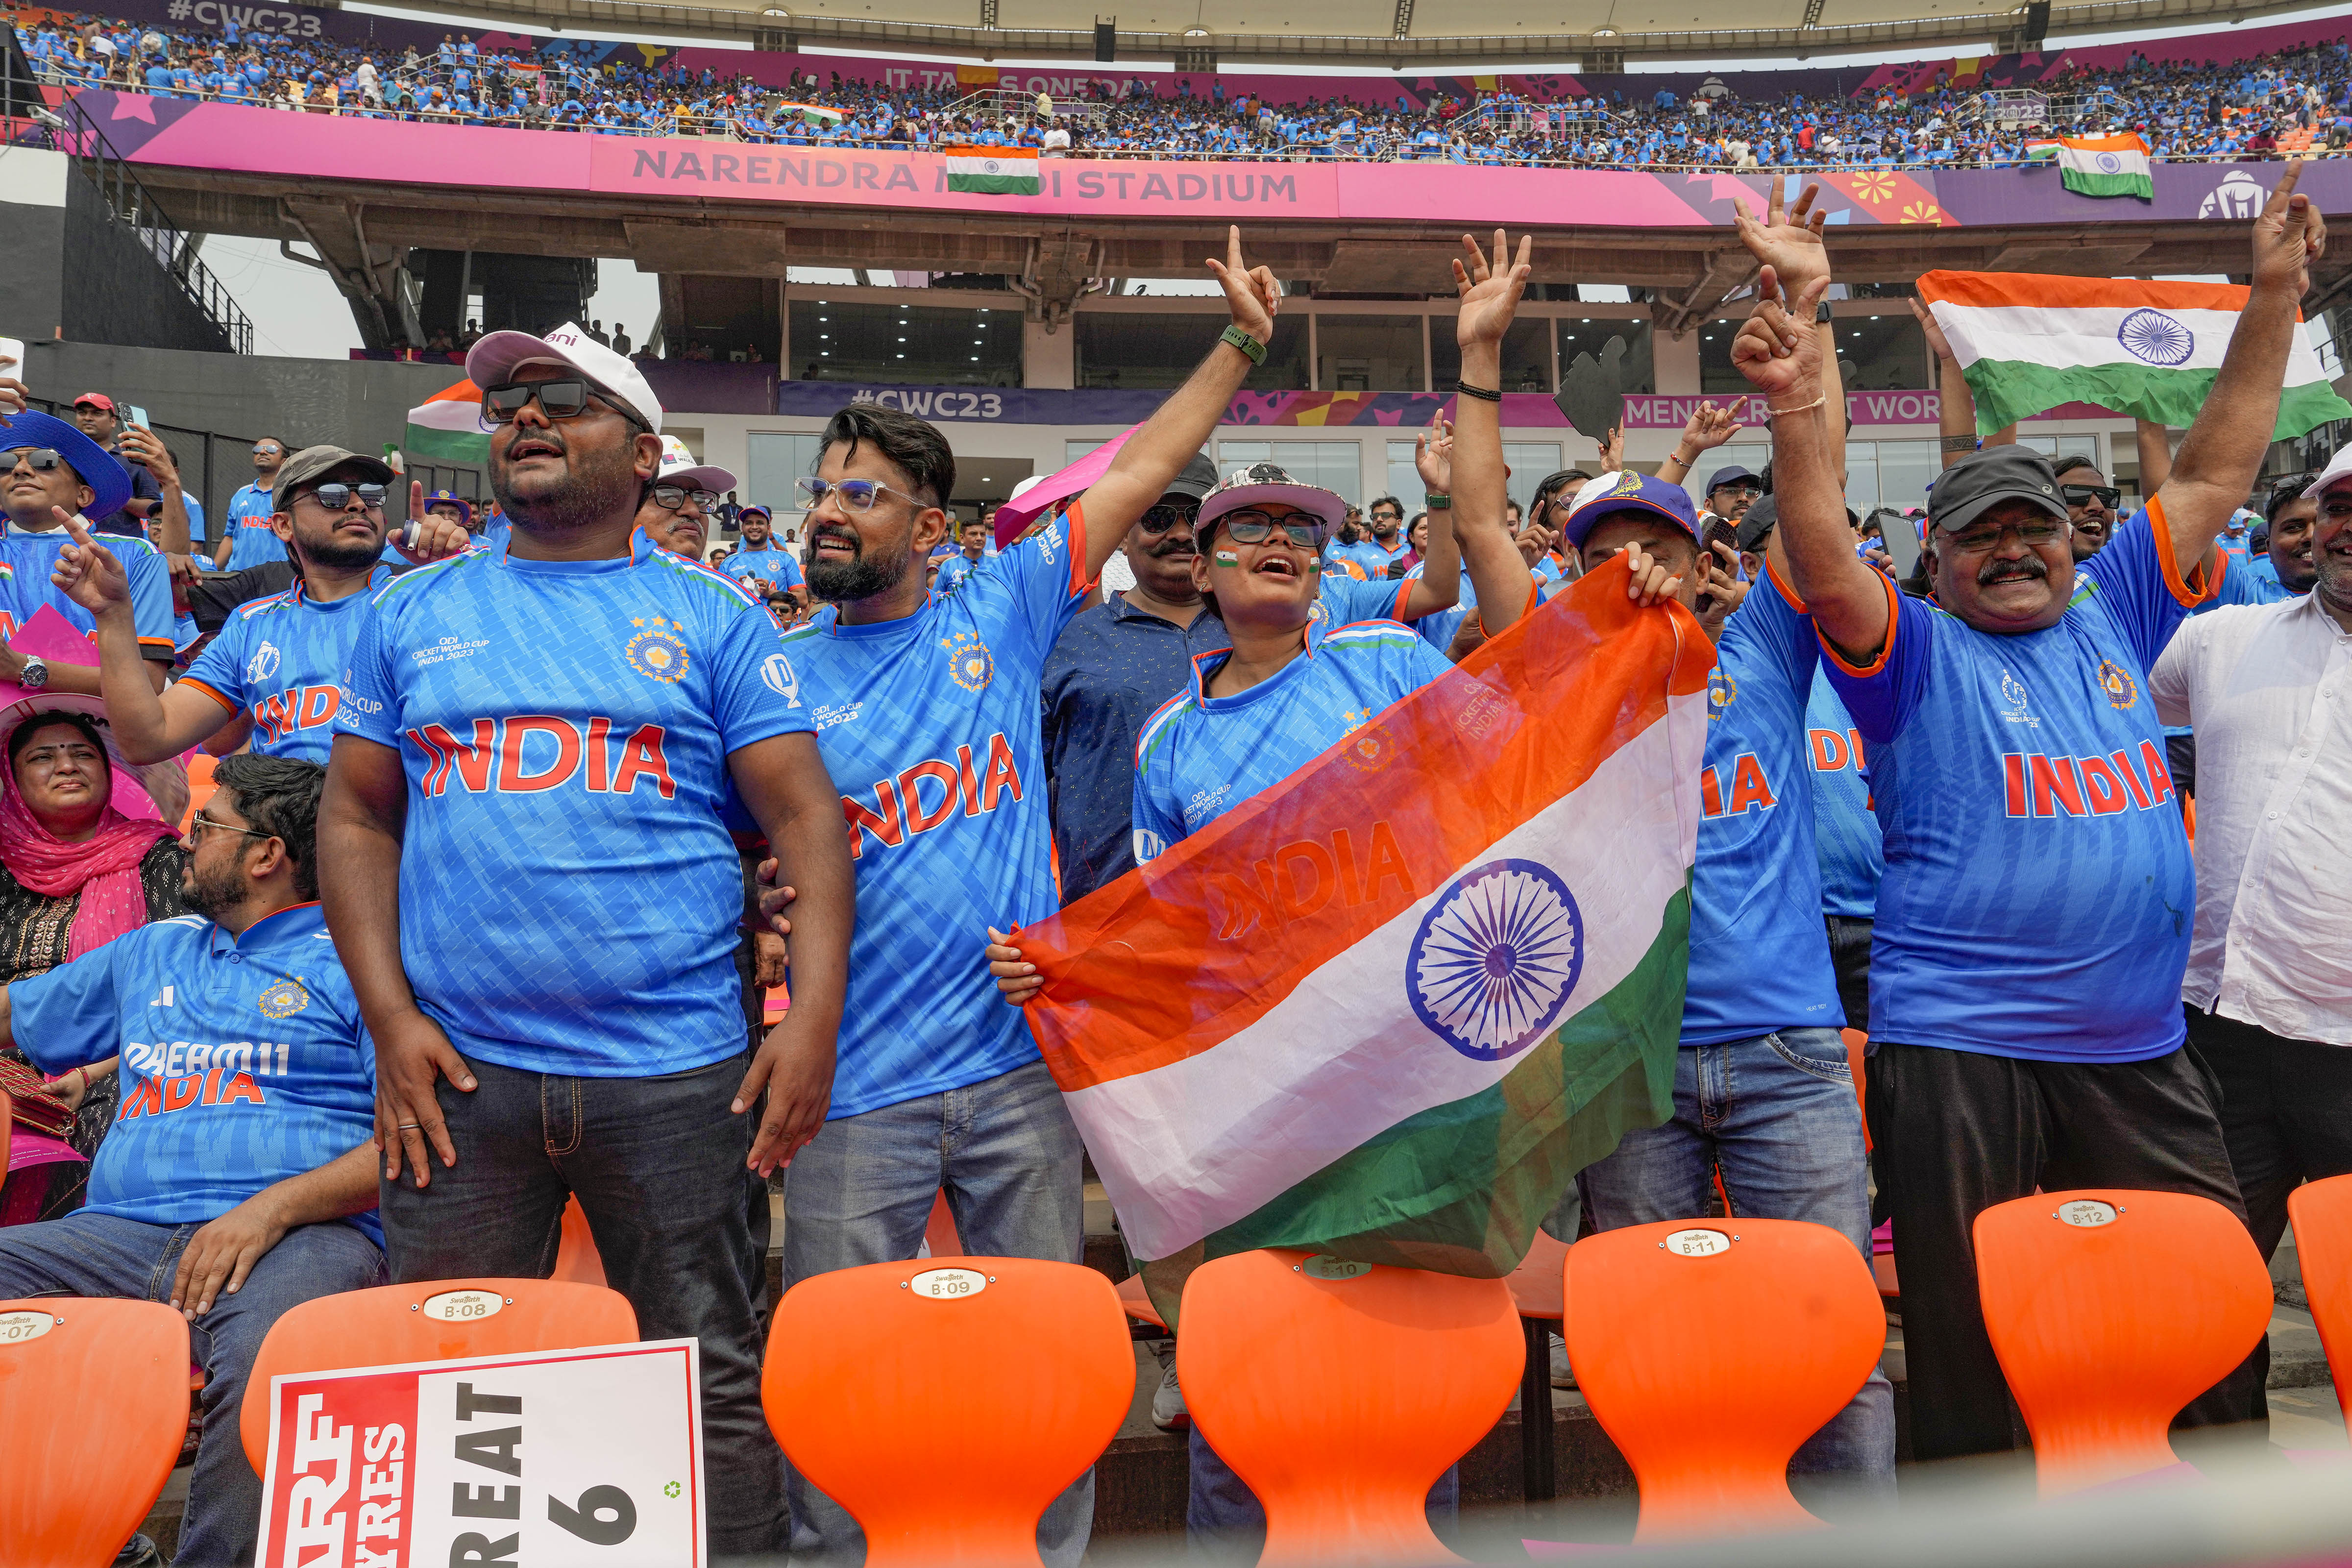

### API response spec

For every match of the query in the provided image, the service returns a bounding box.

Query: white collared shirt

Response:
[2152,590,2352,1044]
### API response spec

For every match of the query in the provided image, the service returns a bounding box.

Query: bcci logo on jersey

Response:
[625,617,691,685]
[944,630,994,692]
[2096,659,2138,710]
[1707,670,1738,719]
[246,641,281,683]
[257,979,309,1019]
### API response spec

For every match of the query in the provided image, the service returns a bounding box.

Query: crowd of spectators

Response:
[19,7,2352,169]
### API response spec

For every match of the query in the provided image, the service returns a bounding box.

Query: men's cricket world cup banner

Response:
[1019,559,1708,1278]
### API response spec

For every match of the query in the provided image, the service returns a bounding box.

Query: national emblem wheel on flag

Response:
[1408,859,1585,1063]
[2050,133,2153,200]
[945,146,1041,196]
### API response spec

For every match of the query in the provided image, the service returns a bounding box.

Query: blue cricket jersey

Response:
[336,531,813,1077]
[180,568,394,764]
[11,902,382,1245]
[1132,615,1454,855]
[222,481,287,572]
[0,527,176,659]
[934,552,987,595]
[724,545,804,598]
[1820,502,2208,1063]
[781,506,1096,1118]
[1807,677,1881,920]
[1684,568,1843,1044]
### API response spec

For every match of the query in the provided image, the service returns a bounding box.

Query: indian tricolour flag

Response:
[944,145,1040,195]
[2054,132,2152,199]
[1018,558,1707,1290]
[2023,138,2060,162]
[1918,270,2352,437]
[403,379,488,464]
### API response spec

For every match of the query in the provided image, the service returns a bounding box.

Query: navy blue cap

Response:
[1703,464,1760,494]
[1561,471,1703,553]
[0,410,133,523]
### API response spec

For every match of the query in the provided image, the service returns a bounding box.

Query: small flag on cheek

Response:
[1213,549,1240,565]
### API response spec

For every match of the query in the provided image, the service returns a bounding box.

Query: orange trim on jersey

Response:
[1817,568,1900,679]
[1473,581,1545,638]
[137,637,174,654]
[1387,577,1421,622]
[1066,498,1098,596]
[2147,493,2220,609]
[1764,558,1807,613]
[179,678,238,715]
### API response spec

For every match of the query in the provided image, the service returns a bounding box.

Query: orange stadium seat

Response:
[1116,1271,1166,1332]
[762,1257,1130,1568]
[1178,1250,1519,1566]
[2288,1175,2352,1444]
[178,753,218,837]
[1974,1190,2270,1495]
[0,1298,189,1567]
[550,1195,607,1286]
[1564,1218,1883,1541]
[240,1278,637,1471]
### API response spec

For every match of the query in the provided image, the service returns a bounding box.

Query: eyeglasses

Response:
[1216,510,1328,548]
[1939,516,2069,555]
[1139,501,1198,535]
[301,483,387,511]
[252,444,283,457]
[4,448,65,474]
[186,810,273,846]
[481,379,640,428]
[795,475,924,513]
[2060,484,2122,510]
[652,483,719,512]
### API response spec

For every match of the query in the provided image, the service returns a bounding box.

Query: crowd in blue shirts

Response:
[20,8,2352,167]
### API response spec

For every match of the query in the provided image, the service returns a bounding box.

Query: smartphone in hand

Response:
[0,337,24,376]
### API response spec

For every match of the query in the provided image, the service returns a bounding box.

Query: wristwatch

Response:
[19,657,48,690]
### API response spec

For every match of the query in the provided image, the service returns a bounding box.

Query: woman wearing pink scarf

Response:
[0,709,184,1225]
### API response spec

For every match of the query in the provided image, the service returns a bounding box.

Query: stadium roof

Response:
[408,0,2347,66]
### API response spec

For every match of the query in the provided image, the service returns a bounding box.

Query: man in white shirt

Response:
[2151,447,2352,1404]
[1042,122,1072,156]
[357,57,381,107]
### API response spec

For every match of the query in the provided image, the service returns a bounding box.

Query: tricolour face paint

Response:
[1213,548,1240,564]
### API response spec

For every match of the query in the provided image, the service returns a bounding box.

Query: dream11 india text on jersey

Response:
[780,507,1095,1119]
[9,902,382,1244]
[179,568,395,764]
[1821,502,2205,1063]
[336,531,813,1077]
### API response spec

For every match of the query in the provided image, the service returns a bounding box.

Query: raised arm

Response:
[50,513,235,760]
[2158,161,2324,578]
[1444,229,1539,634]
[1076,226,1279,582]
[2135,418,2174,497]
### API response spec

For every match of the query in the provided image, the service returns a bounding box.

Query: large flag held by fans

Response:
[1918,270,2352,438]
[2052,132,2153,199]
[944,146,1041,195]
[403,379,488,465]
[1017,559,1708,1280]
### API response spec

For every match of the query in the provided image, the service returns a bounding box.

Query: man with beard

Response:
[316,323,855,1561]
[0,752,385,1568]
[2052,453,2118,561]
[1763,163,2321,1462]
[57,448,470,765]
[768,231,1428,1568]
[1324,493,1410,579]
[2150,446,2352,1407]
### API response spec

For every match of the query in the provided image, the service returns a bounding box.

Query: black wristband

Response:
[1939,433,1977,453]
[1453,380,1502,403]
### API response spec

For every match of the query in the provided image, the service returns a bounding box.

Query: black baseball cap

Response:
[1928,445,2069,536]
[1705,465,1759,494]
[1161,452,1217,504]
[1736,495,1778,554]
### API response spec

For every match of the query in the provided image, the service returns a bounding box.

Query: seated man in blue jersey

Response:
[722,503,807,612]
[986,230,1548,1555]
[320,323,854,1561]
[0,753,383,1568]
[0,410,176,696]
[56,447,471,770]
[1754,164,2319,1461]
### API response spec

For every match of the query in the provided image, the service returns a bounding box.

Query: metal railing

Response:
[1,77,254,354]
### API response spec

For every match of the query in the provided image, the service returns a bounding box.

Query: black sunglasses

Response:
[652,483,719,512]
[1139,501,1199,535]
[301,483,387,511]
[482,379,640,428]
[2061,484,2122,510]
[1216,510,1327,548]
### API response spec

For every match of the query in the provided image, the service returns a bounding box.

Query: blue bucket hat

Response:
[1560,470,1702,554]
[0,410,134,523]
[423,489,473,526]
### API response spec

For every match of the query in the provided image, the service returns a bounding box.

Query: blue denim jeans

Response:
[1577,1029,1896,1509]
[379,1051,784,1559]
[782,1059,1089,1566]
[0,1209,386,1567]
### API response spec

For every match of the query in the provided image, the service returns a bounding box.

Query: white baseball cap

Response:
[464,321,664,435]
[2301,449,2352,501]
[656,435,736,495]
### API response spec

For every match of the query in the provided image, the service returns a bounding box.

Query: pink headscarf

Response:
[0,733,177,960]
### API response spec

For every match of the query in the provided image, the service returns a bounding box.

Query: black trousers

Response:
[1866,1040,2264,1462]
[2185,1004,2352,1388]
[1825,914,1873,1036]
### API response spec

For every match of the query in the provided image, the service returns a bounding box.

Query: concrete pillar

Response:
[1023,317,1075,389]
[1651,320,1701,397]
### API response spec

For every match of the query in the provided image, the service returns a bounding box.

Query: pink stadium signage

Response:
[1618,392,2120,428]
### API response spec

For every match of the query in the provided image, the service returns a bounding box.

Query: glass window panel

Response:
[1875,440,1939,513]
[1217,440,1360,505]
[1826,314,1932,392]
[1844,442,1881,518]
[1078,312,1306,390]
[2016,435,2060,456]
[787,300,1020,386]
[746,432,829,533]
[1558,318,1654,397]
[1431,317,1553,394]
[1502,443,1561,515]
[1386,440,1426,517]
[1315,315,1424,392]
